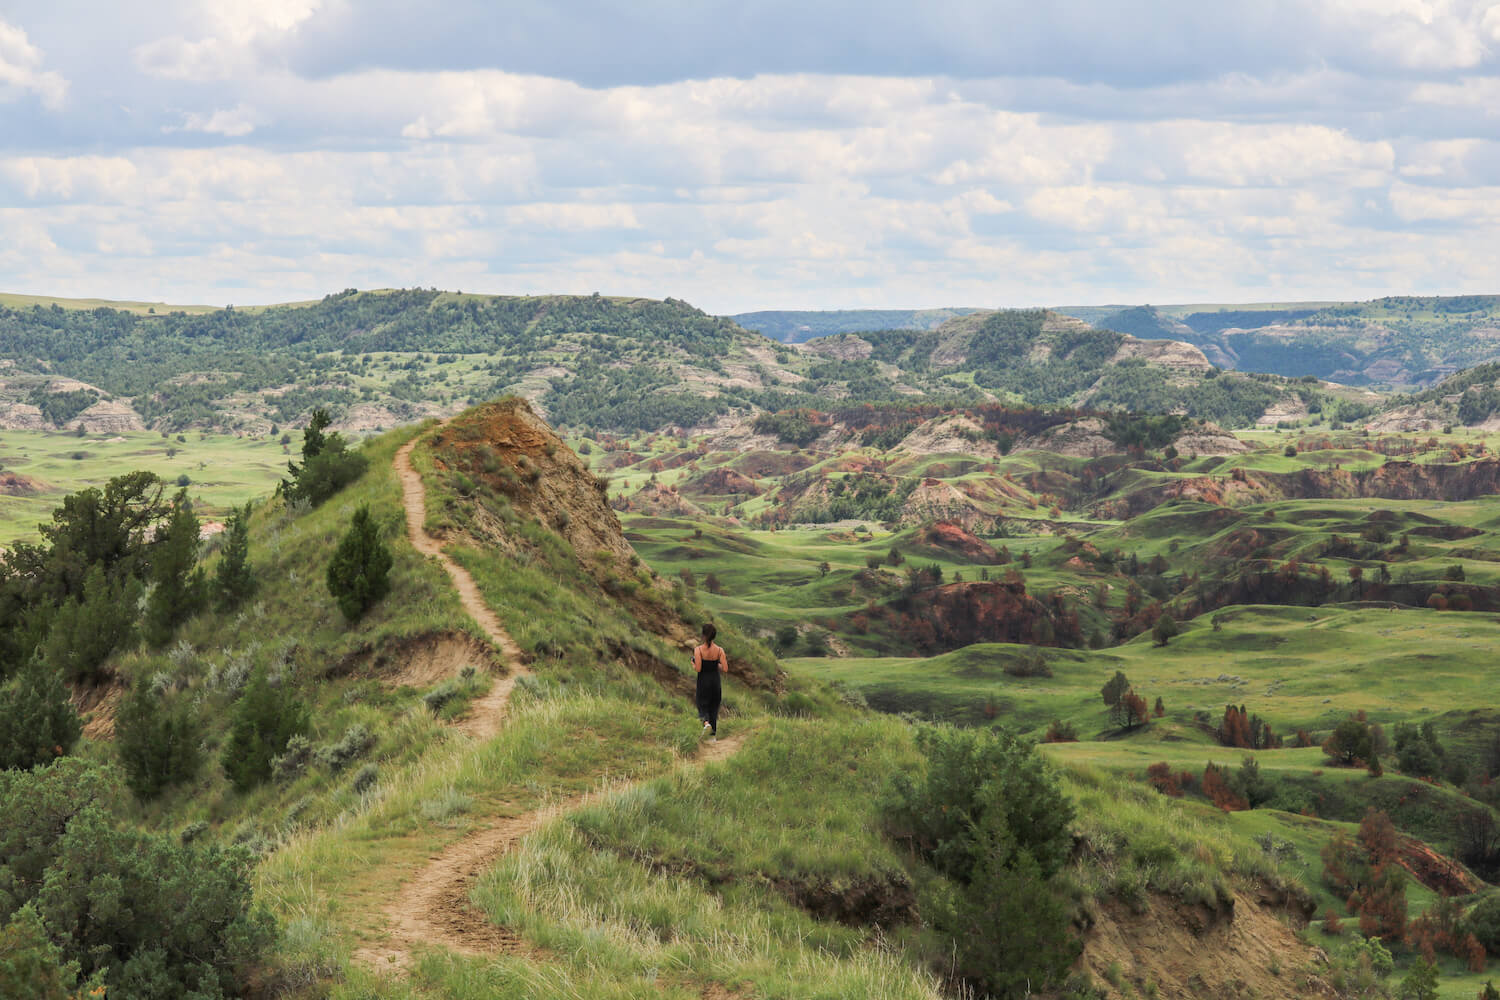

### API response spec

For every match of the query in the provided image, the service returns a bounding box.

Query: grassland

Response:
[0,427,290,545]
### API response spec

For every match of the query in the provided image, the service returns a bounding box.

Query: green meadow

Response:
[0,428,290,545]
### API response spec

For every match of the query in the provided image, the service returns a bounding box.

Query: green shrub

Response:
[38,565,142,684]
[1398,956,1439,1000]
[271,735,313,782]
[326,504,393,622]
[1468,893,1500,956]
[0,904,86,1000]
[142,489,207,647]
[884,725,1078,998]
[313,724,375,773]
[281,409,368,507]
[0,759,274,999]
[0,660,80,772]
[115,676,202,801]
[221,665,310,792]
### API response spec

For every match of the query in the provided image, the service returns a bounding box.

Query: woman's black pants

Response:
[696,669,721,734]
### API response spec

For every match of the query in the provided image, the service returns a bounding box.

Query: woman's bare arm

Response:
[692,644,702,673]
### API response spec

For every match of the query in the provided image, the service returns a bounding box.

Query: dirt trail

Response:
[394,436,524,741]
[360,434,751,974]
[355,733,746,970]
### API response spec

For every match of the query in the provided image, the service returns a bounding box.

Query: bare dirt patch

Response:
[0,471,47,495]
[334,631,499,691]
[1081,889,1334,1000]
[73,676,127,740]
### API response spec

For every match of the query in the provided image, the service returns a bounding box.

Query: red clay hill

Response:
[904,520,1003,564]
[424,397,779,693]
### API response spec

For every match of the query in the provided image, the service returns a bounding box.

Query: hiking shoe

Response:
[702,722,711,734]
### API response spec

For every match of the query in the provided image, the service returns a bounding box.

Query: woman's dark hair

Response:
[701,622,717,643]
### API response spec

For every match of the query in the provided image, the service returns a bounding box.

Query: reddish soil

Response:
[907,520,1003,564]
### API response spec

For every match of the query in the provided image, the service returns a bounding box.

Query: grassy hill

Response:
[27,396,1490,999]
[0,289,1331,438]
[5,287,1500,997]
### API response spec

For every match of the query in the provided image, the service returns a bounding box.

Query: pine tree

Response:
[116,676,202,800]
[326,505,393,622]
[142,489,206,647]
[1397,956,1438,1000]
[282,409,368,507]
[1100,670,1132,727]
[221,664,310,792]
[39,564,142,684]
[0,659,81,771]
[1152,612,1180,646]
[213,501,256,611]
[0,904,85,1000]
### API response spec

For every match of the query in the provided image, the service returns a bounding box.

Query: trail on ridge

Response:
[360,433,751,974]
[394,434,524,741]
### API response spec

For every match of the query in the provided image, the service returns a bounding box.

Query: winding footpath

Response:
[393,435,524,741]
[356,433,744,973]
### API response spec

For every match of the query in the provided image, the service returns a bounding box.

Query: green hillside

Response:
[14,397,1470,1000]
[5,289,1500,998]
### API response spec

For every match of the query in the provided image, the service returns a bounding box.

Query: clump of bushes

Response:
[221,665,310,792]
[281,408,368,508]
[0,660,80,772]
[116,676,202,800]
[0,759,274,998]
[1003,648,1052,678]
[884,725,1079,998]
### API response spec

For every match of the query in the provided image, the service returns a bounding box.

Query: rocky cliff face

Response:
[1108,336,1214,373]
[432,396,637,571]
[74,400,145,433]
[900,478,995,531]
[0,403,45,429]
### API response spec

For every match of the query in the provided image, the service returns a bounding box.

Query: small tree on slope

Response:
[0,659,81,771]
[326,504,393,622]
[213,501,255,612]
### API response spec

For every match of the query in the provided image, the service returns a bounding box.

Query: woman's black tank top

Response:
[699,648,721,673]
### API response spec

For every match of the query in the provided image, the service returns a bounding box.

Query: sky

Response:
[2,1,1499,313]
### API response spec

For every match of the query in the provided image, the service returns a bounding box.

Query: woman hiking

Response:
[693,623,726,739]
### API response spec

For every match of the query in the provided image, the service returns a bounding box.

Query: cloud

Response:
[134,0,321,81]
[275,0,1500,87]
[1,3,1499,309]
[0,18,67,108]
[164,104,265,137]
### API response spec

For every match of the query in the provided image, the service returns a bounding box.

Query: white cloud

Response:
[5,2,1500,309]
[1484,3,1500,39]
[1173,124,1395,187]
[134,0,321,81]
[0,18,67,109]
[165,104,265,137]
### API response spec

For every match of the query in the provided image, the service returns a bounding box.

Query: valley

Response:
[2,291,1500,1000]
